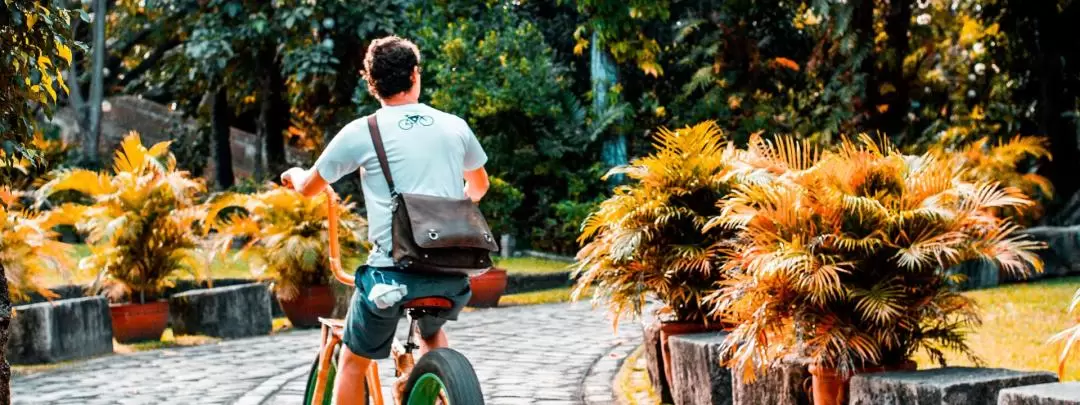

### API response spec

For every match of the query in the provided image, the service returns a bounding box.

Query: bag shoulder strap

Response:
[366,115,397,193]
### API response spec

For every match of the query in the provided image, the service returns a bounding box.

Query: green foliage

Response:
[481,176,524,237]
[0,1,82,183]
[40,133,209,303]
[713,135,1044,379]
[413,3,609,252]
[206,187,367,301]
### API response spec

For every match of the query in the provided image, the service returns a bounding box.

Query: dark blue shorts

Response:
[341,265,471,359]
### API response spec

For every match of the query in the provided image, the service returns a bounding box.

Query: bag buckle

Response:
[483,233,493,243]
[427,229,439,240]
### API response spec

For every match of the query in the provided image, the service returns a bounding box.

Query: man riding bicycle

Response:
[281,35,489,404]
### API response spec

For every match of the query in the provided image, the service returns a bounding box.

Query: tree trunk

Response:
[211,87,234,189]
[853,0,879,131]
[591,32,627,185]
[0,263,12,405]
[880,0,913,140]
[86,0,107,165]
[1029,1,1080,216]
[255,45,288,180]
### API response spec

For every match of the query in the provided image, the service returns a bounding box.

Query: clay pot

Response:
[110,300,170,343]
[278,285,336,328]
[467,268,508,308]
[659,321,730,388]
[808,360,917,405]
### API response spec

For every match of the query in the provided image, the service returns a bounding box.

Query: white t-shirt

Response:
[313,103,488,267]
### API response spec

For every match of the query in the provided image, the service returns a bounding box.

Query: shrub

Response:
[482,176,524,237]
[40,133,208,303]
[206,187,367,301]
[574,121,746,325]
[0,188,73,302]
[711,135,1044,380]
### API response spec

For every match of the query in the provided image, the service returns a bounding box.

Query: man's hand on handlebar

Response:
[280,167,329,197]
[280,167,308,191]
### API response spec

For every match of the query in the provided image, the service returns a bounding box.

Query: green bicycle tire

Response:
[301,345,371,405]
[400,348,484,405]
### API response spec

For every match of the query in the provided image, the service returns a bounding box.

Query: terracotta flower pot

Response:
[278,285,336,329]
[467,268,507,308]
[659,321,730,388]
[808,360,917,405]
[110,300,170,343]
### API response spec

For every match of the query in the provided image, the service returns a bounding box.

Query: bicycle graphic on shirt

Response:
[398,114,434,130]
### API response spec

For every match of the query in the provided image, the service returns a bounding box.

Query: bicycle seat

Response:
[403,297,454,310]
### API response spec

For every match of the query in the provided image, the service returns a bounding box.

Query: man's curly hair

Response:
[362,36,421,99]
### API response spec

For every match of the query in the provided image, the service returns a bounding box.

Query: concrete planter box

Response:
[504,271,573,294]
[642,302,675,404]
[1025,226,1080,277]
[733,355,812,405]
[668,332,733,405]
[999,382,1080,405]
[169,283,272,339]
[950,260,1000,291]
[9,296,113,364]
[849,367,1058,405]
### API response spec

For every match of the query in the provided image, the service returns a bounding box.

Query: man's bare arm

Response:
[464,167,489,203]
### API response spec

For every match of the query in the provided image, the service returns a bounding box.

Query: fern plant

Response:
[206,186,367,301]
[0,187,73,302]
[39,133,208,303]
[710,135,1044,381]
[574,121,754,326]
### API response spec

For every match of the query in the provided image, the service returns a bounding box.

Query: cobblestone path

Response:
[13,303,641,405]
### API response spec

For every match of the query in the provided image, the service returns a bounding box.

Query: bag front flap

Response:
[400,193,499,251]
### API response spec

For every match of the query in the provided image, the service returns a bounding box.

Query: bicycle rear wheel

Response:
[400,348,484,405]
[302,344,370,405]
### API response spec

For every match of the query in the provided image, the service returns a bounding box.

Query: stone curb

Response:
[998,382,1080,405]
[582,338,639,405]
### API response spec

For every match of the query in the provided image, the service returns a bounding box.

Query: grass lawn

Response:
[500,286,586,307]
[42,245,572,287]
[494,256,574,274]
[913,276,1080,381]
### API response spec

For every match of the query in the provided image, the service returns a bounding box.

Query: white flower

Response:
[974,63,986,75]
[917,13,932,25]
[973,42,985,54]
[967,89,977,98]
[968,74,977,81]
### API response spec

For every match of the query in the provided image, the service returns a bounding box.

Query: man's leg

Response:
[418,328,449,358]
[334,345,373,404]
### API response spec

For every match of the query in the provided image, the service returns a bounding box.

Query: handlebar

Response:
[325,186,356,287]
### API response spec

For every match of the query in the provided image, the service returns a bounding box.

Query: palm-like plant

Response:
[574,121,748,325]
[0,187,73,302]
[206,186,366,301]
[39,133,208,303]
[1050,288,1080,378]
[710,135,1044,380]
[928,135,1052,225]
[0,132,73,191]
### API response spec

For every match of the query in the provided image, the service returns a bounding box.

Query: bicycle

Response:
[302,187,485,405]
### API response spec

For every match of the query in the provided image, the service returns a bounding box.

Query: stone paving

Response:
[13,302,641,405]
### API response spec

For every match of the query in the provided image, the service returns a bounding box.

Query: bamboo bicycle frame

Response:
[312,187,450,405]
